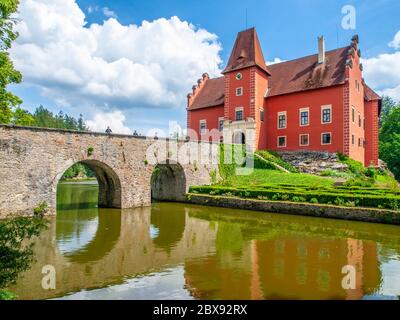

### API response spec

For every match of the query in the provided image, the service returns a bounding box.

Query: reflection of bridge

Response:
[0,125,218,216]
[10,204,400,300]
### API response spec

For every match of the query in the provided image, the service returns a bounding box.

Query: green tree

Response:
[12,106,34,125]
[379,106,400,181]
[379,96,398,127]
[0,0,22,124]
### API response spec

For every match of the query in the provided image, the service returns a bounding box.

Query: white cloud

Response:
[362,30,400,102]
[87,6,98,14]
[102,7,117,18]
[389,30,400,49]
[10,0,222,131]
[266,58,285,65]
[85,110,132,134]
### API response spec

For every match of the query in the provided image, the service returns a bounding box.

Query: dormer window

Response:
[235,73,242,80]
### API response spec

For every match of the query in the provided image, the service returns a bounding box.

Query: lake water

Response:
[9,182,400,300]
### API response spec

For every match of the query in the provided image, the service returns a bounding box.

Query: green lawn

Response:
[217,169,335,188]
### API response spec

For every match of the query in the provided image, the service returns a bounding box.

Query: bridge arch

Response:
[151,161,186,202]
[57,160,122,209]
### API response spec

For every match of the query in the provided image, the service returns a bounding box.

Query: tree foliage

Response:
[379,96,398,128]
[33,105,87,131]
[379,101,400,181]
[0,0,22,124]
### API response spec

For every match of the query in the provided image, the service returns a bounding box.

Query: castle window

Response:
[218,117,224,132]
[321,105,332,124]
[352,107,355,123]
[278,111,287,129]
[199,120,206,135]
[235,107,244,121]
[352,134,355,145]
[236,87,243,96]
[358,113,362,127]
[278,136,286,148]
[300,108,309,126]
[235,73,243,80]
[322,132,332,145]
[260,109,264,122]
[299,134,309,146]
[358,138,363,147]
[356,80,360,93]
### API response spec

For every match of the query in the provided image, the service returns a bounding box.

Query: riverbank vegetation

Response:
[189,184,400,210]
[196,144,400,211]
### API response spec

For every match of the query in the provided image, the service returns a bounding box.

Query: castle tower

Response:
[221,28,270,151]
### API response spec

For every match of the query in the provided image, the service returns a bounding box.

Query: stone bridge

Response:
[0,125,219,217]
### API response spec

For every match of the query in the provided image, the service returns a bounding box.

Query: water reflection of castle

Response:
[11,203,400,300]
[185,236,380,300]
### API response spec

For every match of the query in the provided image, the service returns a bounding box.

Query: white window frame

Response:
[199,120,206,135]
[235,72,242,80]
[299,134,310,147]
[218,117,224,132]
[236,87,243,96]
[277,136,287,148]
[321,105,332,124]
[277,111,287,129]
[321,132,332,145]
[235,107,244,121]
[299,107,310,127]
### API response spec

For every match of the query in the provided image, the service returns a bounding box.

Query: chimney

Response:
[318,36,325,64]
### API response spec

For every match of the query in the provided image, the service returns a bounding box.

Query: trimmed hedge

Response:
[189,185,400,210]
[229,183,400,196]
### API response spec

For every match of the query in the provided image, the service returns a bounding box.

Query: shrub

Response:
[33,201,48,216]
[87,147,94,156]
[365,167,378,178]
[345,178,374,188]
[189,185,400,210]
[210,169,218,185]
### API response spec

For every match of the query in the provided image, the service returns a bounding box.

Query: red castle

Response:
[186,28,381,166]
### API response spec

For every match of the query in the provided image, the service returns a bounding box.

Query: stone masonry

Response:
[277,151,348,174]
[0,125,219,217]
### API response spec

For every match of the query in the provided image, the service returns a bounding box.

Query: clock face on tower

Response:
[235,72,242,80]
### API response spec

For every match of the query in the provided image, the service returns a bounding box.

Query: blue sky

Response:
[10,0,400,134]
[78,0,400,59]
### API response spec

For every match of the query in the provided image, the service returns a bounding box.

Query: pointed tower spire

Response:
[222,27,270,75]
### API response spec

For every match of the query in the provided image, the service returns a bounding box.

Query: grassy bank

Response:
[196,146,400,212]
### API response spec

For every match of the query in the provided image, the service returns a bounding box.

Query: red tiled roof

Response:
[267,46,349,97]
[188,40,381,111]
[364,84,381,101]
[187,77,225,110]
[222,28,270,75]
